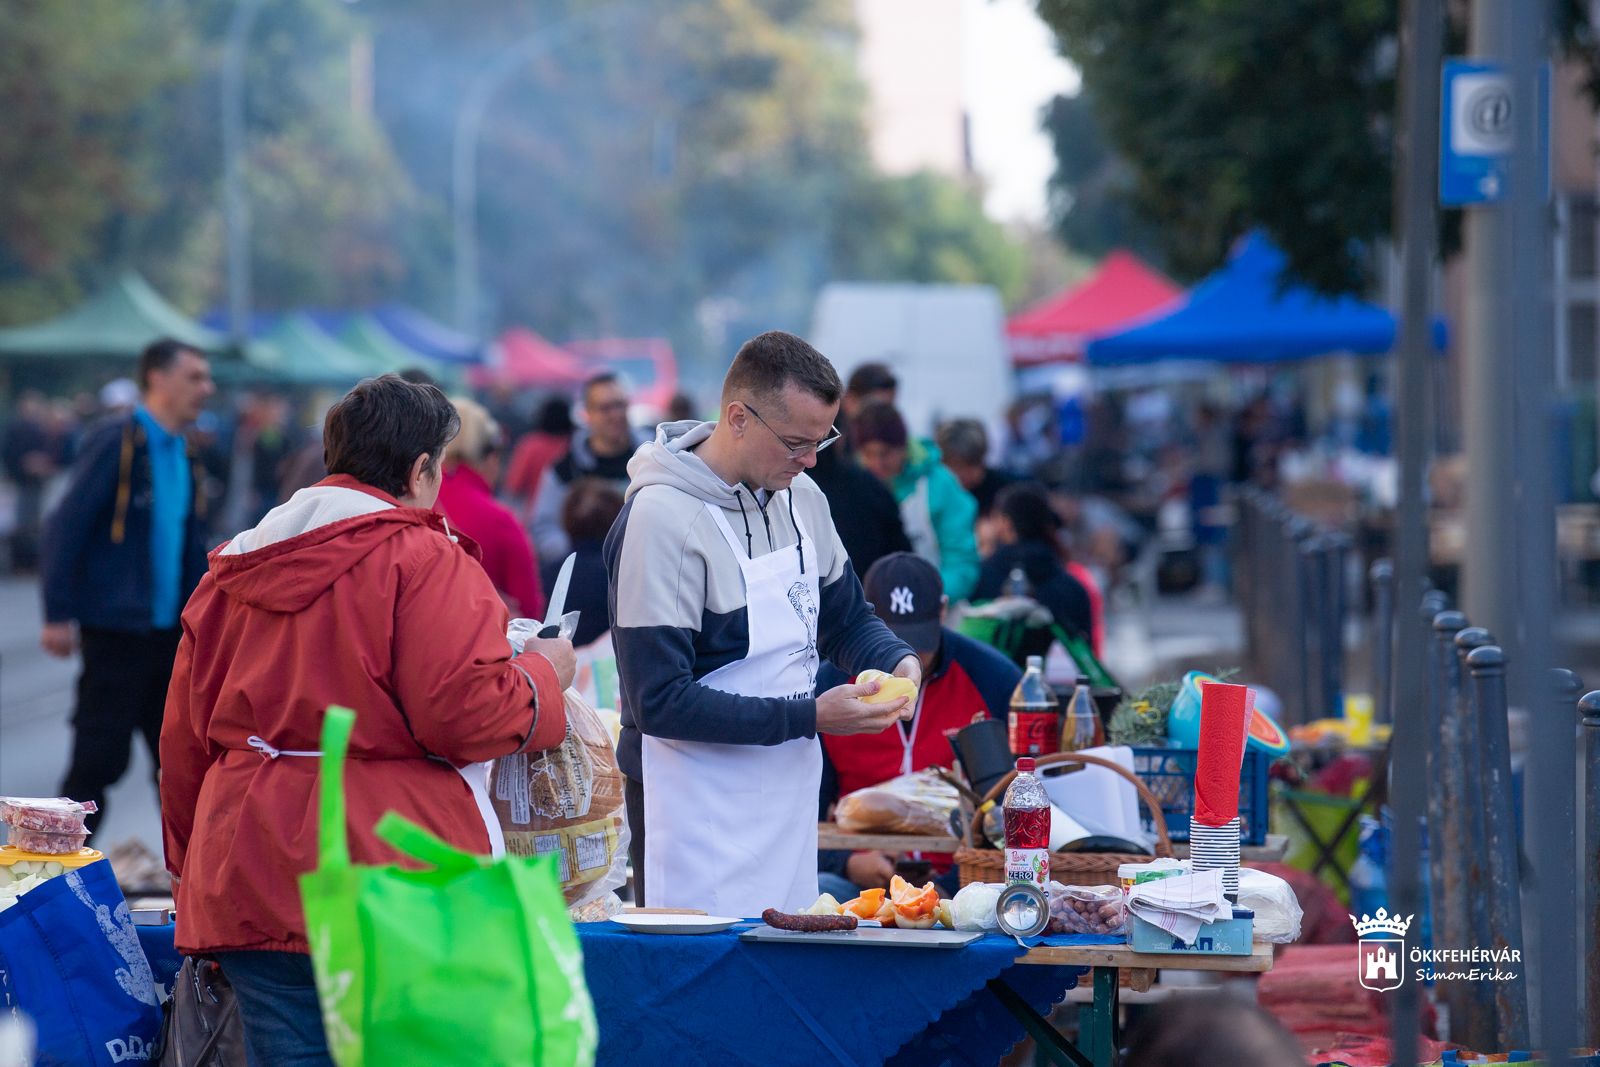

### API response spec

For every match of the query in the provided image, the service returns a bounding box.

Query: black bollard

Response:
[1429,610,1469,1037]
[1370,560,1394,723]
[1465,644,1529,1050]
[1322,532,1351,721]
[1580,690,1600,1048]
[1452,626,1496,1053]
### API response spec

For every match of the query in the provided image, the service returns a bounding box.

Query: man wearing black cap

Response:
[815,552,1021,896]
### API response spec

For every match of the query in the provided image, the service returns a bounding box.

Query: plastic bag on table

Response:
[489,686,630,911]
[1237,867,1302,943]
[834,770,961,837]
[1044,881,1127,936]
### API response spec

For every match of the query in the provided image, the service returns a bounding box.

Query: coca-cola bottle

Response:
[1003,757,1051,890]
[1062,675,1100,752]
[1008,655,1060,757]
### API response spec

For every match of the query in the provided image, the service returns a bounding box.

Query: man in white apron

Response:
[607,331,922,916]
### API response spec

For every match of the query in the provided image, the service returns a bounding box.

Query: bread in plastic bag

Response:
[1045,881,1127,936]
[834,770,959,837]
[494,618,629,910]
[1237,867,1302,943]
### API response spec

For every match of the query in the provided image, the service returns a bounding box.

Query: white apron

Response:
[900,476,941,570]
[641,498,823,916]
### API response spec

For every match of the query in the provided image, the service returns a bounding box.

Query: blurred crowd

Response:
[1,357,1345,641]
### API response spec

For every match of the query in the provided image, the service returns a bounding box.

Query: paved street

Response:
[0,576,163,857]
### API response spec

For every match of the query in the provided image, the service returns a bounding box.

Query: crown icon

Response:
[1350,907,1414,938]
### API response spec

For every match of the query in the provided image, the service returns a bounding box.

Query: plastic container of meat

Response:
[0,797,96,834]
[3,827,90,855]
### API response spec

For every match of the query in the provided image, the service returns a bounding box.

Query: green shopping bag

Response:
[299,706,597,1067]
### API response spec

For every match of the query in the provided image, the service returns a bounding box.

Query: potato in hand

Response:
[856,668,918,705]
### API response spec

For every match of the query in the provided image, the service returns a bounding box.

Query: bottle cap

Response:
[1015,756,1036,773]
[1025,655,1044,670]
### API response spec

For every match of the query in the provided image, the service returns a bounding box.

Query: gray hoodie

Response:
[603,420,912,782]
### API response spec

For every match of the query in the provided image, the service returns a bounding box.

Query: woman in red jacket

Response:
[436,396,546,619]
[160,375,576,1066]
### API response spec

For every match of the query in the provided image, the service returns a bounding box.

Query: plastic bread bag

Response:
[834,770,961,837]
[1045,882,1127,936]
[490,684,630,914]
[1237,867,1303,943]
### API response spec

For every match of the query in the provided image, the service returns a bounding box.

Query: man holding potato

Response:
[606,331,921,916]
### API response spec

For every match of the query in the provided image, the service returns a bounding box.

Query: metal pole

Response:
[1454,625,1499,1052]
[1431,610,1470,1036]
[222,0,266,347]
[1467,644,1530,1049]
[1390,0,1443,1058]
[1460,0,1518,645]
[451,3,634,336]
[1503,0,1570,1057]
[1579,689,1600,1047]
[1370,559,1395,723]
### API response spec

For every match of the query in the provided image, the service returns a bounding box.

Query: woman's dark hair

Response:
[849,400,908,449]
[561,477,625,544]
[721,330,842,408]
[534,395,576,436]
[995,482,1067,558]
[323,374,460,498]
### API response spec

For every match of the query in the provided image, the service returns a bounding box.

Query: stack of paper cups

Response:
[1187,817,1242,899]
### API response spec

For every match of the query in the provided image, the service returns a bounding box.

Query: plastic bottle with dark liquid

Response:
[1003,757,1051,890]
[1007,655,1060,757]
[1062,674,1101,752]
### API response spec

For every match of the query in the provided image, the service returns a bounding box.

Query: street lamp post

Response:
[222,0,267,348]
[451,4,633,338]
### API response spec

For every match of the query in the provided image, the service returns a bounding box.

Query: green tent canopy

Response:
[242,314,377,386]
[335,314,463,387]
[0,272,222,358]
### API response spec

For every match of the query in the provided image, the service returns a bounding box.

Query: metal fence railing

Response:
[1235,487,1350,725]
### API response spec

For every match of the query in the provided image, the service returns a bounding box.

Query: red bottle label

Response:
[1009,711,1061,757]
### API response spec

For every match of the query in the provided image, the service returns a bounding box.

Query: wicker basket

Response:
[954,751,1174,889]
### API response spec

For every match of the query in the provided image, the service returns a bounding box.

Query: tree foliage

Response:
[1036,0,1599,293]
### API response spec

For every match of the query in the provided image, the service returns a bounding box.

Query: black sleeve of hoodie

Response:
[817,560,914,678]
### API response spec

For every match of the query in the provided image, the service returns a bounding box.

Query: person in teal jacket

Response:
[850,401,979,601]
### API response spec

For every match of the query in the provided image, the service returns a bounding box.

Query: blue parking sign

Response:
[1439,58,1550,205]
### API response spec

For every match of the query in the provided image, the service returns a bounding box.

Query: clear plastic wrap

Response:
[4,828,89,855]
[491,688,630,911]
[0,797,96,834]
[834,770,960,837]
[1236,867,1302,943]
[1046,882,1128,936]
[950,881,1003,931]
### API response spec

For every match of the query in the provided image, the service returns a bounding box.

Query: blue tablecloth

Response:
[135,920,1115,1065]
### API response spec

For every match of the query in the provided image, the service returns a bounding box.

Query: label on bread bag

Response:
[504,814,621,891]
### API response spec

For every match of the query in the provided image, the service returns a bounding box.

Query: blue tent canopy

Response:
[202,304,484,365]
[1085,231,1446,365]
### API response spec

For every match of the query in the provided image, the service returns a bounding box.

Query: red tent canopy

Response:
[472,328,590,389]
[1007,250,1182,366]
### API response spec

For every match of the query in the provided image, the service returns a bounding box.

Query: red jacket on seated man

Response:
[816,553,1020,890]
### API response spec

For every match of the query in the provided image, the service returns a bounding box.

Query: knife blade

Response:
[539,552,577,636]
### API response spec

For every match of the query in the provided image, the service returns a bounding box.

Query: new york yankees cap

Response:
[862,551,943,653]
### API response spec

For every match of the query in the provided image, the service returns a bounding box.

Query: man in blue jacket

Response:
[40,338,214,834]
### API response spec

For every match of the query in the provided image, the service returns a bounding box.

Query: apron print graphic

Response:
[787,580,818,690]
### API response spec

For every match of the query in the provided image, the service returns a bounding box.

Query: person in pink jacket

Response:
[436,397,546,619]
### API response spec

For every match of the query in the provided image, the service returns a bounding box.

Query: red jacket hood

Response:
[209,475,478,613]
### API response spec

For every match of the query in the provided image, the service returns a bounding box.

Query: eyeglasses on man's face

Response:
[742,402,842,459]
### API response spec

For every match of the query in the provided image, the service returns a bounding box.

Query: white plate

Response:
[610,914,740,935]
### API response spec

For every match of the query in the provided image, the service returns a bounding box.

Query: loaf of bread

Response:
[491,689,628,906]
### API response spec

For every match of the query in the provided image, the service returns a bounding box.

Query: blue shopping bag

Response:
[0,859,163,1066]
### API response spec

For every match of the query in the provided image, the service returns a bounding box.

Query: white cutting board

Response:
[739,927,982,949]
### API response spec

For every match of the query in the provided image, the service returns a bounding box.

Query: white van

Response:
[809,282,1014,438]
